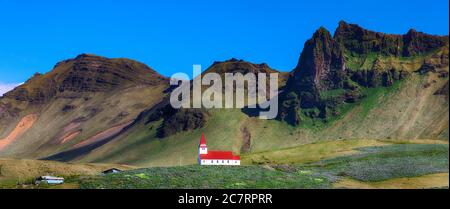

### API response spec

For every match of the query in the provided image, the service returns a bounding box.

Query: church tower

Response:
[199,133,208,155]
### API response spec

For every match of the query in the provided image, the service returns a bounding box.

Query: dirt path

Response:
[0,114,38,150]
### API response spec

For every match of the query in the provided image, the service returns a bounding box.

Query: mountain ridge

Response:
[0,21,448,167]
[279,21,449,125]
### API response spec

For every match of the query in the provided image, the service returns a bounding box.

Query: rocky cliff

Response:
[279,21,449,125]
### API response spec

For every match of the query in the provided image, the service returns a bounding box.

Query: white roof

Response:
[41,176,64,180]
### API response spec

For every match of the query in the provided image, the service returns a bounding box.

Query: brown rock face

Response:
[205,58,280,75]
[288,27,346,106]
[403,29,449,57]
[3,73,58,104]
[296,27,345,90]
[334,21,404,56]
[57,54,166,92]
[2,54,167,104]
[280,27,346,124]
[334,21,448,57]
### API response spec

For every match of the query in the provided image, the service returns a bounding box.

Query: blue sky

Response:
[0,0,448,87]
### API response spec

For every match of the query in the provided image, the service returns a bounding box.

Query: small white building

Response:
[198,133,240,166]
[102,168,123,175]
[35,176,64,185]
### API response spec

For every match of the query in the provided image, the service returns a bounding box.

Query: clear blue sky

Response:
[0,0,448,84]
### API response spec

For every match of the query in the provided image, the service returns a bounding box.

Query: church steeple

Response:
[199,133,208,155]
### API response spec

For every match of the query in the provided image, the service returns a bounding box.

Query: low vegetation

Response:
[334,173,449,189]
[78,165,331,189]
[241,139,388,165]
[0,158,134,189]
[312,144,449,182]
[64,141,448,189]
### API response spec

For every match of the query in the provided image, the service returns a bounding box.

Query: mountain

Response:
[0,54,168,159]
[0,21,448,167]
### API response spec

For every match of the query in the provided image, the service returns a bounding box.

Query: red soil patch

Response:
[0,114,38,150]
[55,121,83,144]
[60,131,82,144]
[62,121,82,133]
[73,121,132,149]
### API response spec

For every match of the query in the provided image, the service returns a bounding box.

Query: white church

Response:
[198,133,240,166]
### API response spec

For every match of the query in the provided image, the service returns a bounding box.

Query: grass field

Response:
[56,141,448,189]
[0,140,447,189]
[311,144,449,182]
[77,165,331,189]
[241,139,389,165]
[0,158,134,189]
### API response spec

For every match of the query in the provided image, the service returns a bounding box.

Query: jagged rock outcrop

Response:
[403,29,449,57]
[334,21,448,57]
[279,21,449,125]
[134,98,210,138]
[287,27,345,107]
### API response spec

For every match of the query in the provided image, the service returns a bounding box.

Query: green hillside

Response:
[77,71,448,167]
[69,142,448,189]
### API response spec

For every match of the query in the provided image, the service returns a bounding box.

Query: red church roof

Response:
[200,151,240,160]
[198,133,240,160]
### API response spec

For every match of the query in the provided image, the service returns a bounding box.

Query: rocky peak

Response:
[206,58,279,75]
[291,26,345,94]
[293,22,448,92]
[57,54,167,92]
[335,21,404,56]
[402,29,449,57]
[2,54,168,104]
[334,21,448,57]
[295,27,340,82]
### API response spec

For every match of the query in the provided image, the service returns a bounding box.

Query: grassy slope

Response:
[241,139,389,165]
[300,71,449,141]
[0,84,167,159]
[81,108,250,166]
[0,158,134,189]
[72,141,448,189]
[78,70,448,168]
[311,144,449,182]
